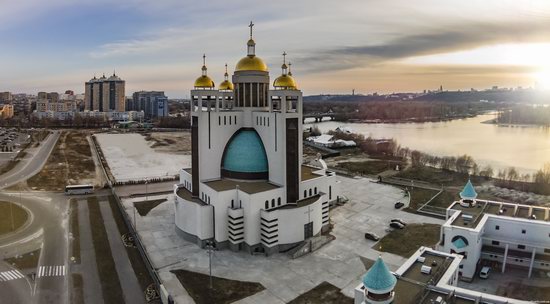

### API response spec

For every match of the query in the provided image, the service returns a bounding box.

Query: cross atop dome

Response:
[249,21,254,38]
[288,62,293,76]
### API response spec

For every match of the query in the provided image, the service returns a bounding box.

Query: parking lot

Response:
[458,264,550,301]
[0,128,28,151]
[0,128,30,165]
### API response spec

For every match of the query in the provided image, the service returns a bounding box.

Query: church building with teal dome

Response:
[174,22,340,254]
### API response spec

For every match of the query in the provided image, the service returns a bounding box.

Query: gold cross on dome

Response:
[202,54,206,65]
[282,51,287,64]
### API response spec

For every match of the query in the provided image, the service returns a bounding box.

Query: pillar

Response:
[502,243,509,273]
[528,248,536,278]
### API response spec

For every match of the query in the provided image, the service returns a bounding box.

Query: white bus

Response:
[65,184,94,195]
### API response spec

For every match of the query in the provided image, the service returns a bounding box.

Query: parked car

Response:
[364,232,380,241]
[479,266,491,279]
[394,202,405,209]
[389,222,405,229]
[390,218,407,226]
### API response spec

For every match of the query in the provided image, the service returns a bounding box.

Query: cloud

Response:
[298,20,550,73]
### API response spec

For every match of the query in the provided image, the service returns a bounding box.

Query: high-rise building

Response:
[84,72,125,112]
[0,92,12,102]
[131,91,168,119]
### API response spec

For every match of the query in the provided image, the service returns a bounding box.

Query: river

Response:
[305,114,550,175]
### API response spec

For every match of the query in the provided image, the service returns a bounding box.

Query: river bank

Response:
[306,114,550,175]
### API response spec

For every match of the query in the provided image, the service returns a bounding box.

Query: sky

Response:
[1,0,550,98]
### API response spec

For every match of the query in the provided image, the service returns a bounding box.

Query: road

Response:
[0,130,69,304]
[0,131,60,190]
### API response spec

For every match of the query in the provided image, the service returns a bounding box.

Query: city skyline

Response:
[1,0,550,97]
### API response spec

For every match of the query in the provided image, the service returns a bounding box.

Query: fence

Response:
[89,133,172,303]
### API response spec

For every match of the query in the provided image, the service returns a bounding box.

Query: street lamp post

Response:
[9,200,14,231]
[205,240,215,289]
[4,183,14,231]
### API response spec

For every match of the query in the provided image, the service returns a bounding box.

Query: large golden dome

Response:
[273,74,297,90]
[235,55,268,72]
[194,75,215,88]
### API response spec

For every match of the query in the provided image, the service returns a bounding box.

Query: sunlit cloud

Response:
[1,0,550,96]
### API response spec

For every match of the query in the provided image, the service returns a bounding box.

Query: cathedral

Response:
[174,22,340,255]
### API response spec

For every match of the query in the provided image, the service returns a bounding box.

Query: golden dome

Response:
[273,74,297,90]
[235,56,268,72]
[194,75,215,88]
[219,80,234,91]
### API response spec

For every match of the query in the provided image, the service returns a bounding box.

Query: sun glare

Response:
[534,69,550,90]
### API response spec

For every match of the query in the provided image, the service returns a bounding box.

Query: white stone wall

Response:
[174,188,213,240]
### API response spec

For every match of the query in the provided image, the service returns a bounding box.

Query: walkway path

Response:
[98,197,145,304]
[75,200,103,304]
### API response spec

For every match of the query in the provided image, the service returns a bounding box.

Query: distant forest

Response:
[304,89,550,122]
[304,100,495,122]
[496,106,550,126]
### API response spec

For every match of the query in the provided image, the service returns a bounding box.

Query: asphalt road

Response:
[0,131,69,304]
[0,131,60,190]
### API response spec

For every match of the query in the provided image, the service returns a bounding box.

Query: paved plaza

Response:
[122,176,444,303]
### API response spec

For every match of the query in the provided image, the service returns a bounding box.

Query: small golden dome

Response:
[235,56,268,72]
[219,80,234,91]
[194,75,215,88]
[273,75,297,90]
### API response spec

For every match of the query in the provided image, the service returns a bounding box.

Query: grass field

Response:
[335,160,402,176]
[396,166,485,187]
[408,188,440,210]
[71,273,84,304]
[171,269,265,304]
[70,199,80,263]
[374,223,441,258]
[288,281,353,304]
[134,199,167,216]
[27,131,96,191]
[87,197,124,304]
[0,201,28,235]
[4,249,40,270]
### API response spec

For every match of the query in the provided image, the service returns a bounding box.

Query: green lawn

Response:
[408,188,440,210]
[134,199,167,216]
[374,223,441,258]
[4,249,40,270]
[288,281,353,304]
[336,160,403,176]
[0,201,28,235]
[70,199,80,263]
[171,269,265,304]
[396,166,484,187]
[107,195,156,294]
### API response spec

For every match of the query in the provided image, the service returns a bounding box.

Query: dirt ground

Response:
[142,132,190,154]
[22,131,98,191]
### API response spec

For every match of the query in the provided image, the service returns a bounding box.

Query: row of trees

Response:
[305,100,495,122]
[328,128,550,195]
[496,106,550,126]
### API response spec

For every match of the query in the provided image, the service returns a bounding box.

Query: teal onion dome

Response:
[362,256,397,292]
[460,179,477,200]
[221,129,268,180]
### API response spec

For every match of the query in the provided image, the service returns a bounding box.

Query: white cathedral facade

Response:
[173,23,340,254]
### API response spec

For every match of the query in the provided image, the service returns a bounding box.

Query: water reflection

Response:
[306,114,550,174]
